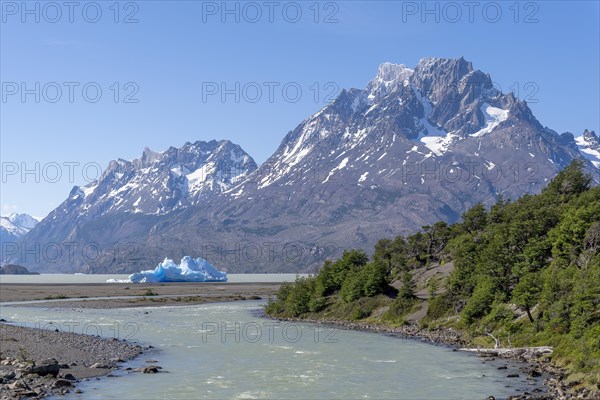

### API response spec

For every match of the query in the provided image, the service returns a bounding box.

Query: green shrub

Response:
[350,307,371,320]
[309,296,328,313]
[340,273,363,303]
[462,277,497,323]
[383,296,416,322]
[425,292,454,321]
[285,278,313,317]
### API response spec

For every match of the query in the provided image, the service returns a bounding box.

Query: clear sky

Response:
[1,0,599,218]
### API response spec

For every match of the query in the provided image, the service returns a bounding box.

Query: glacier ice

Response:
[114,256,227,283]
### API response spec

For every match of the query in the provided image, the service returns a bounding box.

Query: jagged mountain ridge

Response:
[14,57,600,273]
[67,139,256,217]
[202,57,593,230]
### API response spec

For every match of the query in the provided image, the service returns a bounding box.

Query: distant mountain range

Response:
[0,213,39,242]
[7,57,600,274]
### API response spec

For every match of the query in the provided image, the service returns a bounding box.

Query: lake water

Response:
[0,274,304,284]
[0,301,545,400]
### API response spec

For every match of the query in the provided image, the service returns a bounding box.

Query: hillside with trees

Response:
[265,161,600,392]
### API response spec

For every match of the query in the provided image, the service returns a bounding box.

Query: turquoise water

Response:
[0,302,545,400]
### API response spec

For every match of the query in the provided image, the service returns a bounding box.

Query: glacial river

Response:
[0,301,545,399]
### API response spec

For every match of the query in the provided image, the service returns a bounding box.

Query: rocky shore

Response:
[268,316,599,400]
[0,323,155,399]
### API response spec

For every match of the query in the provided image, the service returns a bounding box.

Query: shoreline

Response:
[267,315,598,400]
[2,282,596,399]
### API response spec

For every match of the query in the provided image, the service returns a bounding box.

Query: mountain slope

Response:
[14,57,600,274]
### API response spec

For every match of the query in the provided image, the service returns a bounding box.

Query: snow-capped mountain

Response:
[0,213,40,241]
[217,57,595,226]
[15,57,599,274]
[575,129,600,168]
[61,139,256,218]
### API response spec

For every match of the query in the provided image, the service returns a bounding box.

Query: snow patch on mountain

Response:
[415,103,509,155]
[471,103,509,137]
[420,133,457,156]
[82,184,97,198]
[187,162,214,189]
[358,172,369,183]
[323,157,349,183]
[412,94,456,156]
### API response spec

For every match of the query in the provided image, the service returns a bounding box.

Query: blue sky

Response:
[1,0,599,217]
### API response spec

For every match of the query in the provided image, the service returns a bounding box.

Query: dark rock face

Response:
[0,264,39,275]
[26,360,60,378]
[10,57,600,274]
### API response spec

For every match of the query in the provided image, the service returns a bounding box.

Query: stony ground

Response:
[0,324,148,399]
[0,282,281,304]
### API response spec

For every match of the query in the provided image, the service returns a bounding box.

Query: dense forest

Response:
[266,161,600,389]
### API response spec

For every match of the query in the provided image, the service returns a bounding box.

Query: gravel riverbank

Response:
[0,323,149,399]
[0,282,281,305]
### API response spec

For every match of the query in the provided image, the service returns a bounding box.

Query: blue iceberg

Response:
[126,256,227,283]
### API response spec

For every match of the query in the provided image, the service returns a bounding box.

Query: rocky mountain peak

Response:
[413,57,474,94]
[6,213,39,229]
[583,129,598,142]
[138,146,161,167]
[366,62,413,101]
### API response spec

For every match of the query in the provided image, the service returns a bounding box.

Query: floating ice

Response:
[109,256,227,283]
